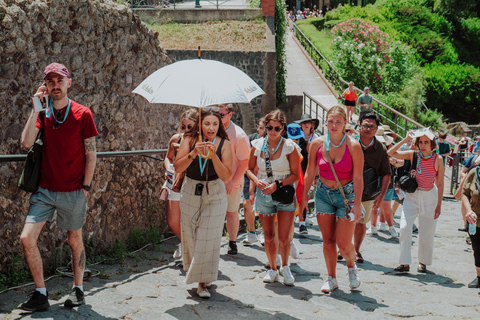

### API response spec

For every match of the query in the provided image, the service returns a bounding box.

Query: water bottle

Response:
[469,222,477,236]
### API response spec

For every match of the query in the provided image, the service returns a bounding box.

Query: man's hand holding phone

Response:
[31,83,48,112]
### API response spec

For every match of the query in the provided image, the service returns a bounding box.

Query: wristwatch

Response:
[82,184,91,191]
[275,180,283,189]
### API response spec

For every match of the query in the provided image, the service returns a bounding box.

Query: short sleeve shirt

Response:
[225,122,250,188]
[358,94,372,112]
[36,100,98,192]
[361,137,391,177]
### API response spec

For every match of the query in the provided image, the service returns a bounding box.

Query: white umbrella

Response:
[132,58,265,108]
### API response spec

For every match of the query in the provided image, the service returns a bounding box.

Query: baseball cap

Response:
[364,87,369,91]
[44,63,70,79]
[287,123,305,140]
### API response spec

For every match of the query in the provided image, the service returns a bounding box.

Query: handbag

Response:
[18,112,45,193]
[399,151,418,193]
[263,139,295,204]
[324,141,356,217]
[171,171,185,193]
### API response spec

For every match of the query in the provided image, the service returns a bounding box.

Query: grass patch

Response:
[295,19,335,61]
[147,20,267,51]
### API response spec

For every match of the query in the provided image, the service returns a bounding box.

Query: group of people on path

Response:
[16,63,480,313]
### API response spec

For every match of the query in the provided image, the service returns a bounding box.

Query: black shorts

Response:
[345,100,356,107]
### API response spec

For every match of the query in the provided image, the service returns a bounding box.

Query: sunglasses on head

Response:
[266,125,283,132]
[202,106,230,118]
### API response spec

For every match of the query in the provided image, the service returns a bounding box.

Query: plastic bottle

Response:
[469,221,477,236]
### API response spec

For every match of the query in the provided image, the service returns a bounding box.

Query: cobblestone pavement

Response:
[1,198,479,319]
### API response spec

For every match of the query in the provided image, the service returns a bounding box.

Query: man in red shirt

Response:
[18,63,98,312]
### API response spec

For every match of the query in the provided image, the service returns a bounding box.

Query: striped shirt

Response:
[416,152,437,189]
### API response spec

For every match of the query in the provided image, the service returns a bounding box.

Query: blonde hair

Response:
[325,106,347,132]
[178,108,198,133]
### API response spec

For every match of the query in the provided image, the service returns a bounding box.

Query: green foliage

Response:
[126,227,161,251]
[275,0,288,105]
[0,254,32,290]
[296,19,335,59]
[249,0,261,8]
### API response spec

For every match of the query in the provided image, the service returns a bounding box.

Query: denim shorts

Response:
[254,188,296,215]
[383,188,397,201]
[315,180,355,218]
[26,187,87,231]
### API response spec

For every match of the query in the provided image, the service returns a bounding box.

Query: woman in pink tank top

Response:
[387,128,445,274]
[299,106,364,293]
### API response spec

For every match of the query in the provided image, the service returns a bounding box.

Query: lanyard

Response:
[326,132,346,151]
[198,136,217,176]
[46,98,71,124]
[357,136,374,149]
[416,151,433,174]
[262,136,283,154]
[226,121,233,132]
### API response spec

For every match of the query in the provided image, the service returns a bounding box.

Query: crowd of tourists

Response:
[16,63,480,313]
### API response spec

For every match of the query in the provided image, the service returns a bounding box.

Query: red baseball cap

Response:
[43,63,70,79]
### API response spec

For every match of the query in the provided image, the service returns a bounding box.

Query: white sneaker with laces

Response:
[348,266,361,289]
[263,269,279,283]
[378,223,387,231]
[321,276,338,293]
[290,241,300,259]
[305,217,314,226]
[367,226,378,235]
[173,243,182,260]
[280,266,295,286]
[242,233,258,246]
[389,226,399,238]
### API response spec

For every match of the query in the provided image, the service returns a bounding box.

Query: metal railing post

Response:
[451,153,460,194]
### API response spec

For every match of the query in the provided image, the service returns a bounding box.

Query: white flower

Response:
[373,47,376,51]
[368,65,372,69]
[358,43,365,49]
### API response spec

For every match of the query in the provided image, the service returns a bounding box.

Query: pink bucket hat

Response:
[43,63,70,79]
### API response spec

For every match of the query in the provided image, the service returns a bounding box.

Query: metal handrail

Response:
[0,149,168,163]
[293,22,424,139]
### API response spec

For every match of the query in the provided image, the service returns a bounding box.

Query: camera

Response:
[194,183,204,196]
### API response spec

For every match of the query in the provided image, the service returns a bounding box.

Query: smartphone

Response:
[194,183,204,196]
[165,171,174,189]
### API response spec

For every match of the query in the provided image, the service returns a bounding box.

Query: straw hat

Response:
[381,125,397,139]
[376,127,394,145]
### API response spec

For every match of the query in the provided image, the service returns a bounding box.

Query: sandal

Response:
[417,263,427,273]
[393,264,410,274]
[337,251,344,261]
[466,236,472,245]
[355,252,364,264]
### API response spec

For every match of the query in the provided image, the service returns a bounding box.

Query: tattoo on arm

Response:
[79,249,86,271]
[85,137,96,152]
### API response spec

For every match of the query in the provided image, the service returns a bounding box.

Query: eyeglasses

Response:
[361,125,377,131]
[181,124,193,131]
[266,125,283,132]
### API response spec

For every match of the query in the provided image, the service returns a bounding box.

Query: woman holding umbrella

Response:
[174,108,233,298]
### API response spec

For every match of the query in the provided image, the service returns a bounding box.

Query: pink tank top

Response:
[416,153,437,189]
[317,144,354,181]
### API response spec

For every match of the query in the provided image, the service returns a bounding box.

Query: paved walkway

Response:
[1,198,479,319]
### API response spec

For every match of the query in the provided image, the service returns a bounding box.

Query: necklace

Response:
[326,132,346,151]
[358,136,375,149]
[262,137,283,155]
[225,121,233,132]
[198,136,217,176]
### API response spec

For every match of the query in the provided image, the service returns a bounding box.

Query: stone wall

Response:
[134,8,263,23]
[167,49,276,134]
[0,0,184,274]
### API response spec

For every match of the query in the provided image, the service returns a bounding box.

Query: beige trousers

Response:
[180,176,227,284]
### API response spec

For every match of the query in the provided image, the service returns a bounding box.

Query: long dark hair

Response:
[184,109,229,141]
[264,109,288,138]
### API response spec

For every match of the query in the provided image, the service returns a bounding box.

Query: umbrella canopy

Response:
[132,59,265,108]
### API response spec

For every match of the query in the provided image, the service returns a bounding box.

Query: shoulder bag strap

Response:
[263,139,274,182]
[324,140,349,204]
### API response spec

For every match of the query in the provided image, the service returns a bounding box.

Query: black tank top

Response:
[186,139,225,181]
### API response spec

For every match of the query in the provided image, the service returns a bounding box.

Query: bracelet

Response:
[187,153,195,160]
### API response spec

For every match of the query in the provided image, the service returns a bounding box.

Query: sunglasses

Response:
[202,106,230,118]
[266,125,283,132]
[361,125,377,131]
[181,124,193,131]
[54,111,62,129]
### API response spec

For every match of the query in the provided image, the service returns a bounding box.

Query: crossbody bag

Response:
[263,138,295,204]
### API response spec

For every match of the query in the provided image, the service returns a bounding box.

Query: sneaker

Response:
[19,291,50,312]
[378,223,387,231]
[389,226,399,239]
[467,277,480,288]
[393,264,410,274]
[290,241,300,259]
[321,276,338,293]
[305,217,314,226]
[258,233,265,245]
[173,243,182,260]
[417,263,427,273]
[280,266,295,286]
[242,233,258,246]
[197,284,211,298]
[348,266,361,289]
[367,226,378,235]
[299,224,308,235]
[263,269,279,283]
[64,287,85,307]
[228,241,238,255]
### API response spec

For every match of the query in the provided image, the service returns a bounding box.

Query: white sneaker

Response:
[276,254,282,269]
[389,226,399,238]
[263,269,279,283]
[321,276,338,293]
[257,233,265,245]
[242,233,258,246]
[280,266,295,286]
[348,266,361,289]
[290,241,300,259]
[305,217,314,226]
[367,226,378,235]
[173,243,182,260]
[378,223,387,231]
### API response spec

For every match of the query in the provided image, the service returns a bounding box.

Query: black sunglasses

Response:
[266,125,282,132]
[54,111,62,129]
[181,124,193,131]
